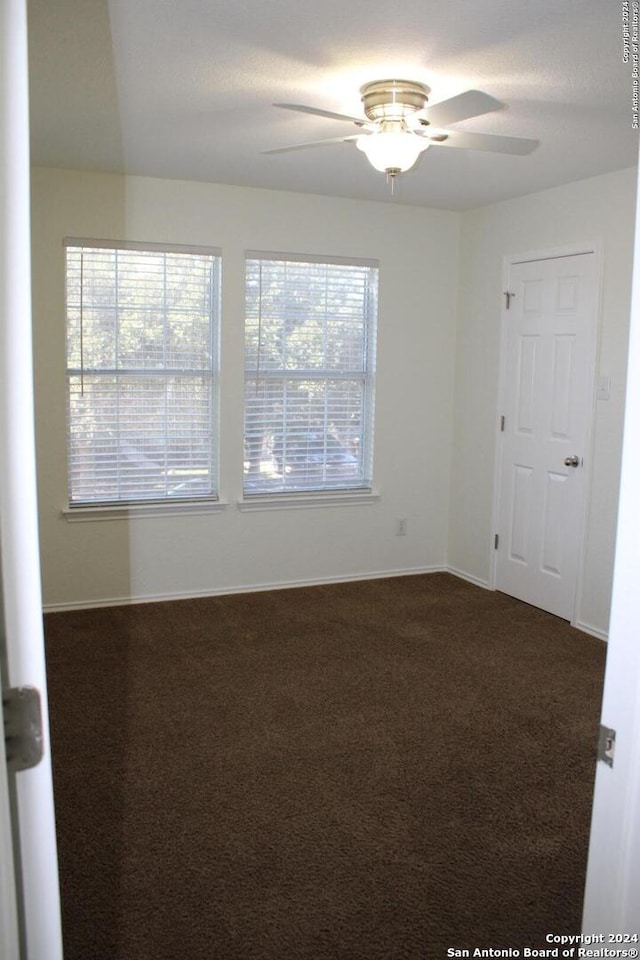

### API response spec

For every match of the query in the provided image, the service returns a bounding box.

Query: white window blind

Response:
[65,241,220,507]
[244,254,378,496]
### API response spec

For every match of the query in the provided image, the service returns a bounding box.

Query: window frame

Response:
[242,251,378,503]
[63,237,222,515]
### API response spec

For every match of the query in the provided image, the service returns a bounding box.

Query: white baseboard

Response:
[42,564,447,613]
[446,566,492,590]
[573,620,609,642]
[445,566,492,590]
[42,567,609,642]
[446,568,609,641]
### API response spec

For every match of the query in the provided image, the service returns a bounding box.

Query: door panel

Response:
[516,335,538,430]
[541,471,567,576]
[550,336,574,436]
[509,465,533,563]
[496,253,598,620]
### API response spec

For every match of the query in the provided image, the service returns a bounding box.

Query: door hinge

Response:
[500,415,505,432]
[504,291,516,310]
[494,533,499,550]
[2,686,44,774]
[597,723,616,768]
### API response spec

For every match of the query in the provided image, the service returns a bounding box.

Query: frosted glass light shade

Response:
[356,130,430,173]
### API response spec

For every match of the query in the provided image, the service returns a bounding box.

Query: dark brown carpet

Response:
[44,573,606,960]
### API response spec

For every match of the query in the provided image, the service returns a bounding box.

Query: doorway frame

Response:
[489,241,604,631]
[0,0,63,956]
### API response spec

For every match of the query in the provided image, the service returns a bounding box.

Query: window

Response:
[65,240,220,507]
[244,254,378,496]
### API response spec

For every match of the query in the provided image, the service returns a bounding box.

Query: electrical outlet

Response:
[396,518,407,536]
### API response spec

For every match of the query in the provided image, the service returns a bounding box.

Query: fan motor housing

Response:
[360,79,430,122]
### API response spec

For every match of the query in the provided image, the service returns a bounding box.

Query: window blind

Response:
[244,255,378,495]
[65,241,220,506]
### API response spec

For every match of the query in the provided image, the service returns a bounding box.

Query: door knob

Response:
[564,455,580,467]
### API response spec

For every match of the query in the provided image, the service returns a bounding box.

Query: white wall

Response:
[32,166,636,626]
[31,168,460,608]
[449,167,637,637]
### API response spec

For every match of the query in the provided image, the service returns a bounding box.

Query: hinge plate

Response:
[597,723,616,768]
[2,686,44,774]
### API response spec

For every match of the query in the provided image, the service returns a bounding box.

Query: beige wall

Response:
[31,168,460,608]
[450,166,637,637]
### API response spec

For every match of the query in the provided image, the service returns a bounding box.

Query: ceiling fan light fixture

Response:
[356,124,430,174]
[360,79,429,122]
[269,81,537,181]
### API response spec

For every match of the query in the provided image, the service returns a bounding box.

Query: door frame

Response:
[0,1,63,956]
[490,242,603,629]
[0,643,20,959]
[582,150,640,929]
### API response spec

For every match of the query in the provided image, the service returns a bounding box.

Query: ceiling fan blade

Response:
[424,90,503,127]
[433,129,539,155]
[273,103,366,126]
[263,135,359,155]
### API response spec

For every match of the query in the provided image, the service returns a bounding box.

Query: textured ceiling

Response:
[28,0,639,209]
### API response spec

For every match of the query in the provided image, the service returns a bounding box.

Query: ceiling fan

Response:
[265,79,538,178]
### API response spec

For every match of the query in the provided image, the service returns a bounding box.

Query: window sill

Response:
[237,490,380,512]
[62,499,229,522]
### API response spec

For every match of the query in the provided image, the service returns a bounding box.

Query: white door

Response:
[582,147,640,934]
[495,252,598,620]
[0,1,63,957]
